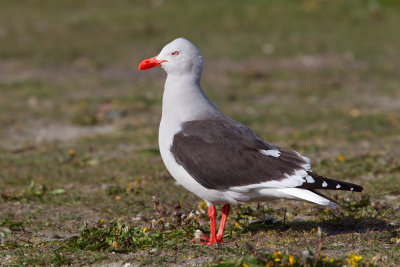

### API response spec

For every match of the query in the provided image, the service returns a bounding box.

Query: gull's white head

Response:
[139,38,203,77]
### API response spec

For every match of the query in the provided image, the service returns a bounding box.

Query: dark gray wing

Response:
[170,119,308,190]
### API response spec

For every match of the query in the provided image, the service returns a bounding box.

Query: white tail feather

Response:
[276,188,337,209]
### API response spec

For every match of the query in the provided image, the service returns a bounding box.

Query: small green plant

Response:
[1,181,66,202]
[49,249,72,266]
[0,218,24,229]
[342,194,371,212]
[1,181,47,201]
[68,220,197,252]
[208,245,369,267]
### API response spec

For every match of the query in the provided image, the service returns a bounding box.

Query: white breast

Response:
[159,117,229,205]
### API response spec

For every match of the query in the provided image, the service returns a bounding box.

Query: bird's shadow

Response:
[241,215,393,236]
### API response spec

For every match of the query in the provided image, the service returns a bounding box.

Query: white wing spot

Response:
[306,175,315,183]
[350,187,354,191]
[336,184,341,189]
[260,149,280,158]
[322,181,328,187]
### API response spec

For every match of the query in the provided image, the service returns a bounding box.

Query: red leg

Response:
[191,204,226,245]
[216,204,230,242]
[207,205,217,245]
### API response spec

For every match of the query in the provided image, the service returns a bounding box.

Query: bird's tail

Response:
[298,171,363,192]
[275,188,337,209]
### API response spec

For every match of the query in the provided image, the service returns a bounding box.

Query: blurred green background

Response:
[2,0,400,64]
[1,0,399,265]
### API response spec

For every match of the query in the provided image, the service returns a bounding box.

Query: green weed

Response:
[68,219,199,252]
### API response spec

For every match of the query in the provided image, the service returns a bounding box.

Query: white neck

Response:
[161,73,218,123]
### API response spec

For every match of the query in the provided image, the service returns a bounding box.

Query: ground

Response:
[0,0,400,266]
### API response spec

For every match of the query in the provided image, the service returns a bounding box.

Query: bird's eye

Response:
[172,51,179,56]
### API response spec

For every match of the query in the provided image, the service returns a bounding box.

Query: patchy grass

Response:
[1,0,400,266]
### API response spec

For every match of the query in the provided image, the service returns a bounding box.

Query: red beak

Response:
[138,56,167,70]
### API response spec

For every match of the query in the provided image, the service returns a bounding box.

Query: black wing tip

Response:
[304,171,363,192]
[351,184,363,192]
